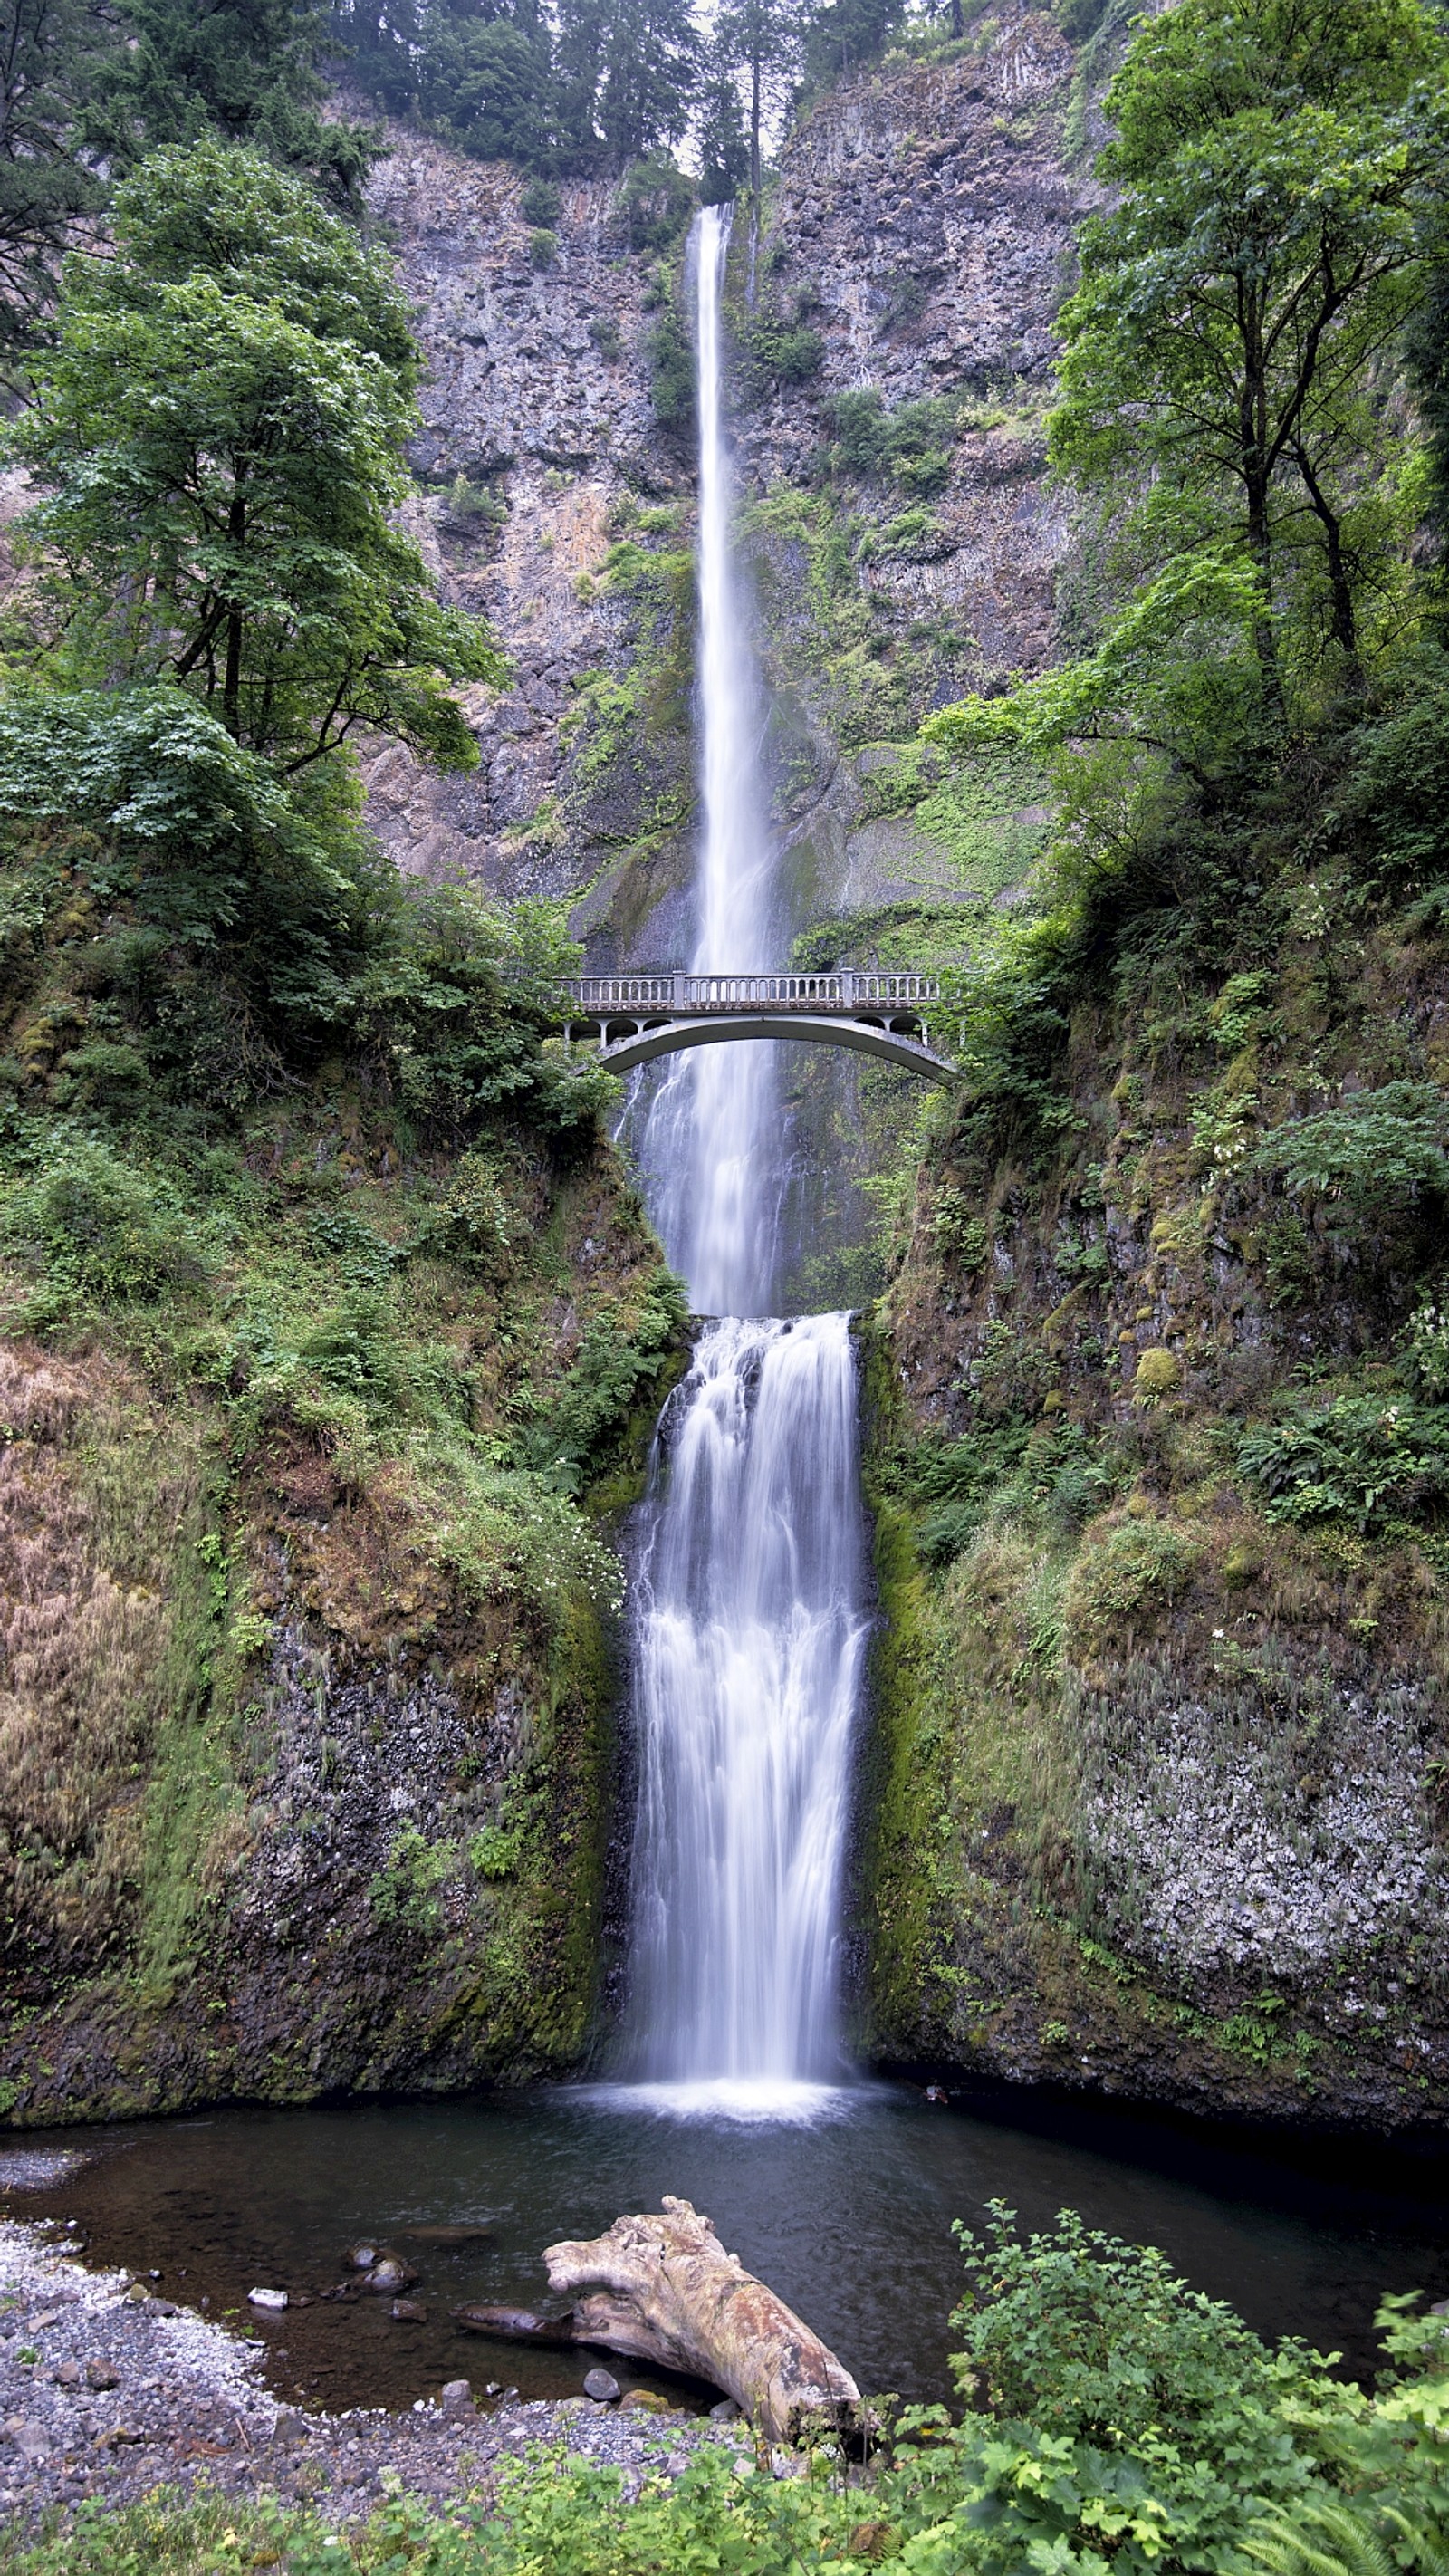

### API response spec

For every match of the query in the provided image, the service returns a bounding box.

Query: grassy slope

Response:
[0,894,685,2124]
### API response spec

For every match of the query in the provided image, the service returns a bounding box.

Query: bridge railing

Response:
[563,971,940,1014]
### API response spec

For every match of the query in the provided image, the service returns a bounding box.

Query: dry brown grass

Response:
[0,1342,189,1981]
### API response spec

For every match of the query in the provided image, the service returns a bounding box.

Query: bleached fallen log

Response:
[543,2194,860,2445]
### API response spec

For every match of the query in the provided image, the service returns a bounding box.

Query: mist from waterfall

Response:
[619,204,868,2118]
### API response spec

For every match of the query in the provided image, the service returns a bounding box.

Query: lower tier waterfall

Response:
[621,1312,868,2111]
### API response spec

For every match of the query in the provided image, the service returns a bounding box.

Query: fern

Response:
[1243,2497,1397,2576]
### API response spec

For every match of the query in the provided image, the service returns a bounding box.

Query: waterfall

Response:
[627,1315,868,2108]
[641,203,782,1321]
[618,205,868,2118]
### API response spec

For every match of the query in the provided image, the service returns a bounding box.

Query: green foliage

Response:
[646,306,696,428]
[825,388,957,490]
[528,226,558,267]
[1252,1083,1449,1207]
[416,13,558,170]
[736,304,825,392]
[367,1824,456,1932]
[802,0,907,92]
[97,1,379,211]
[0,0,110,370]
[614,153,696,251]
[1328,660,1449,899]
[520,178,561,226]
[9,140,502,775]
[1064,1515,1200,1646]
[516,1270,687,1491]
[1,1138,199,1312]
[1051,0,1448,698]
[1240,1393,1449,1532]
[907,1418,1118,1563]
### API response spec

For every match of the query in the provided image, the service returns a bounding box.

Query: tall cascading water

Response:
[638,203,782,1320]
[619,205,870,2113]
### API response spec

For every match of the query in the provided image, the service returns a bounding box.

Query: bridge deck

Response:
[564,971,938,1018]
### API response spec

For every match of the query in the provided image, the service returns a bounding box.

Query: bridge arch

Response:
[579,1011,955,1082]
[562,970,957,1084]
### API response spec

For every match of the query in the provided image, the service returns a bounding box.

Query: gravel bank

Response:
[0,2209,734,2528]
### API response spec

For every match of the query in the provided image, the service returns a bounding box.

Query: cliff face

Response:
[356,20,1081,969]
[0,1026,681,2122]
[851,824,1449,2135]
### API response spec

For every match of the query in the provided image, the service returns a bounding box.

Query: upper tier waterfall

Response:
[618,206,870,2114]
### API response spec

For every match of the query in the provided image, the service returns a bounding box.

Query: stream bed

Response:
[6,2081,1449,2416]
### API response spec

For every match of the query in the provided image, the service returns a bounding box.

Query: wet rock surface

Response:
[0,2221,727,2528]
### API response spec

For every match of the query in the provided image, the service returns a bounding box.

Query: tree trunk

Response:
[544,2196,861,2446]
[222,484,246,740]
[1291,438,1362,686]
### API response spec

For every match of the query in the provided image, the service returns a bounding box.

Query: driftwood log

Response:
[543,2194,860,2446]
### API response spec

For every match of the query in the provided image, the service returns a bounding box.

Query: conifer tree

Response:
[95,0,379,212]
[0,0,111,370]
[553,0,700,165]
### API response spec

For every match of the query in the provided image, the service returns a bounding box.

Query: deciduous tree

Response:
[1051,0,1449,705]
[9,141,501,775]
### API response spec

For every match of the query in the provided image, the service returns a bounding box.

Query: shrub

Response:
[647,312,695,429]
[1252,1082,1449,1208]
[1064,1514,1199,1650]
[615,155,695,254]
[737,310,825,390]
[1,1140,200,1308]
[1240,1393,1449,1531]
[528,227,557,269]
[952,2203,1303,2442]
[515,1272,686,1492]
[367,1826,457,1932]
[520,178,560,227]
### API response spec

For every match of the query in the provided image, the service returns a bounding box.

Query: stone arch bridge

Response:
[561,972,955,1081]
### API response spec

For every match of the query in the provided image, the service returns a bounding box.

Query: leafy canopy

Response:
[9,141,502,776]
[1051,0,1449,693]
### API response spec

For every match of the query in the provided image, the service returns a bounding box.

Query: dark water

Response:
[6,2081,1449,2417]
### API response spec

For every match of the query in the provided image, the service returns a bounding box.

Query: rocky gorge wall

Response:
[341,26,1449,2138]
[0,1076,684,2125]
[355,14,1082,946]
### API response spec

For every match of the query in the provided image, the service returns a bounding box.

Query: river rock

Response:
[440,2378,474,2417]
[247,2287,289,2311]
[390,2299,427,2321]
[583,2367,621,2404]
[85,2358,120,2389]
[362,2257,417,2294]
[343,2242,380,2271]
